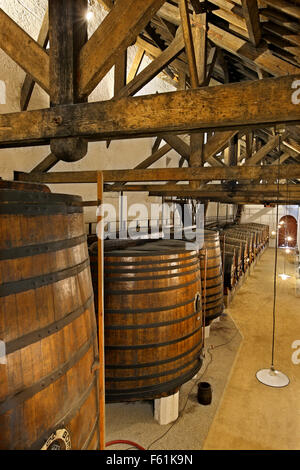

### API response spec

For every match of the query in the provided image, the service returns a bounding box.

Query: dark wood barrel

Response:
[241,223,269,246]
[198,230,224,325]
[0,182,100,450]
[225,229,255,261]
[223,252,237,292]
[91,244,203,402]
[221,242,243,279]
[221,234,250,272]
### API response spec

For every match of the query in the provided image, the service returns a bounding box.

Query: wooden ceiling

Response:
[1,0,300,204]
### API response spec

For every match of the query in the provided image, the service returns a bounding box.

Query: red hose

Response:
[106,440,145,451]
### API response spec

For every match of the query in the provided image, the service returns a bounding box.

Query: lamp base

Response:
[256,368,289,388]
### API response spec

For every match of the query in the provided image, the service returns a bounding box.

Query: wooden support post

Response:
[49,0,88,162]
[97,171,105,451]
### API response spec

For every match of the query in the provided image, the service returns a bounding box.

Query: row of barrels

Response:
[219,223,269,293]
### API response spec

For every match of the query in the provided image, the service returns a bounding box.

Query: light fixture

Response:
[279,273,291,280]
[86,11,93,20]
[287,236,293,242]
[256,131,289,389]
[285,248,291,254]
[271,231,276,236]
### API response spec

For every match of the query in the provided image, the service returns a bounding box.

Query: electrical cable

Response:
[271,131,281,369]
[106,440,146,451]
[146,328,239,450]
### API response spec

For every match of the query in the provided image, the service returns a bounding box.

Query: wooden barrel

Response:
[0,182,100,450]
[221,243,243,279]
[242,223,269,245]
[198,230,224,325]
[221,234,250,272]
[223,252,237,292]
[91,244,203,402]
[225,230,255,260]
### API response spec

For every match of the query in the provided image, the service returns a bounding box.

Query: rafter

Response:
[241,0,261,47]
[179,0,198,88]
[30,153,59,173]
[0,8,49,93]
[116,30,185,98]
[20,9,49,111]
[78,0,165,98]
[244,134,281,166]
[14,165,300,184]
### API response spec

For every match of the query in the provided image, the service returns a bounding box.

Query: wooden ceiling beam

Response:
[116,30,185,98]
[207,24,299,77]
[0,75,299,148]
[20,9,49,111]
[244,134,281,165]
[179,0,199,88]
[14,164,300,184]
[104,183,300,194]
[0,8,49,93]
[127,47,145,84]
[78,0,166,98]
[30,153,59,173]
[49,0,88,163]
[262,0,300,20]
[241,0,261,47]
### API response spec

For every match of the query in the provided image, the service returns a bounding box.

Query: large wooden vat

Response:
[198,230,224,325]
[161,232,224,325]
[0,182,100,450]
[90,244,203,402]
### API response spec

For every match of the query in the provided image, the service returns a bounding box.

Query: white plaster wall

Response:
[241,205,299,248]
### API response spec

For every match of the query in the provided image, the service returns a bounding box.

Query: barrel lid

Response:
[105,241,198,257]
[0,188,82,205]
[0,180,51,193]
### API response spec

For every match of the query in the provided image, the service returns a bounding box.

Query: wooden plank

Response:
[163,135,190,162]
[116,30,185,98]
[204,46,218,86]
[0,8,49,93]
[78,0,166,98]
[20,10,49,111]
[105,183,300,194]
[271,152,292,165]
[179,0,199,88]
[241,0,261,47]
[148,193,300,204]
[189,3,207,172]
[1,74,300,147]
[49,0,88,162]
[30,153,59,173]
[152,137,162,154]
[114,50,127,95]
[204,131,237,165]
[244,135,280,165]
[263,0,300,20]
[14,164,300,184]
[97,0,114,11]
[207,24,300,76]
[127,47,145,83]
